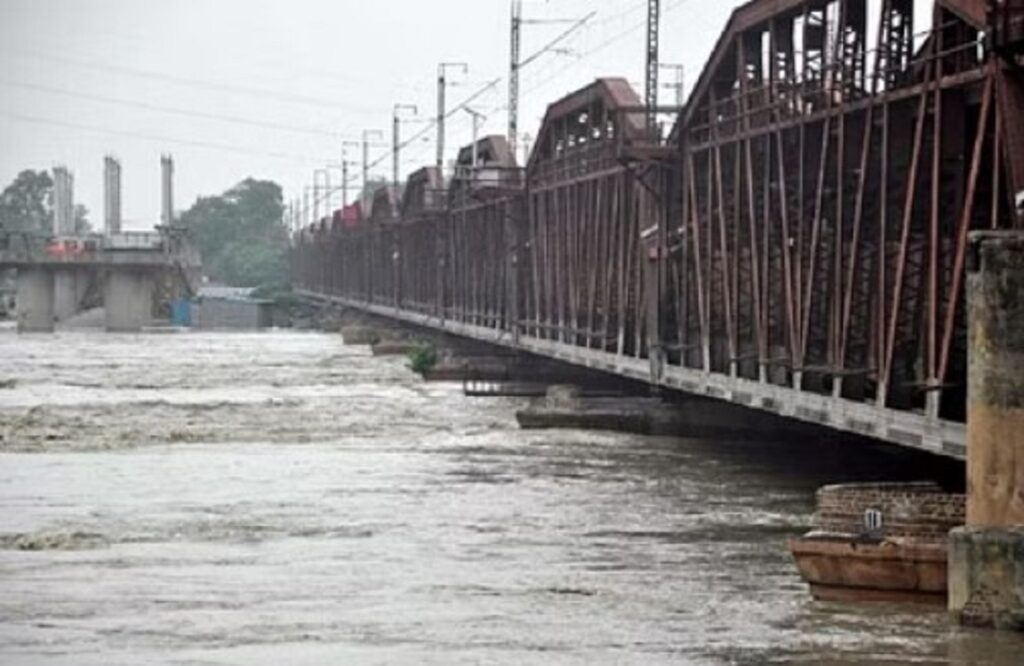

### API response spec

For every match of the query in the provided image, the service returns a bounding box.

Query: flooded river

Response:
[1,329,1022,665]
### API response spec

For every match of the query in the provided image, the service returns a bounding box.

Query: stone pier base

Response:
[53,270,88,322]
[341,326,380,345]
[16,268,55,333]
[371,341,420,356]
[949,527,1024,630]
[104,270,153,332]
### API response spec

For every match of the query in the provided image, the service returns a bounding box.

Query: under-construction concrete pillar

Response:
[104,156,122,235]
[52,168,63,235]
[52,166,75,236]
[16,268,55,333]
[160,155,174,226]
[104,270,153,333]
[949,231,1024,631]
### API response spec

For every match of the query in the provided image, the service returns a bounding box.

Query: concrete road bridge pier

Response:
[2,230,200,333]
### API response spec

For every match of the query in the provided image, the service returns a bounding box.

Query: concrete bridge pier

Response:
[104,270,153,332]
[15,268,55,333]
[949,231,1024,631]
[53,269,89,322]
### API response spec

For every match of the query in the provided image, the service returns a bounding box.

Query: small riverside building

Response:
[191,286,273,330]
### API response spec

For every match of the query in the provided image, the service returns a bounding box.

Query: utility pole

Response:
[509,5,595,162]
[509,0,522,159]
[645,0,661,131]
[313,169,326,224]
[342,161,350,211]
[464,107,487,171]
[660,63,685,108]
[325,170,333,216]
[316,168,332,219]
[312,177,319,225]
[437,62,469,177]
[520,133,533,167]
[362,129,384,207]
[325,164,344,210]
[392,104,418,190]
[340,140,360,208]
[303,186,311,228]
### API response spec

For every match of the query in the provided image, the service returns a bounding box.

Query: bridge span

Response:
[294,0,1024,461]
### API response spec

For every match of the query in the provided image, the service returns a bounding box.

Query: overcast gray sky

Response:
[0,1,767,229]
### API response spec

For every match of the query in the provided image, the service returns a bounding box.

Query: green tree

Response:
[0,170,53,233]
[213,240,288,288]
[180,178,288,289]
[74,204,92,234]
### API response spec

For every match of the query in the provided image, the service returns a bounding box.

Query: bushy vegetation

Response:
[179,178,289,290]
[407,345,438,376]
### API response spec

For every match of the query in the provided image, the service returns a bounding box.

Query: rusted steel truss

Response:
[674,0,1020,428]
[293,1,1024,457]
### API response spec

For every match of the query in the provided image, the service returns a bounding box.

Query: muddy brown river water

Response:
[1,328,1022,665]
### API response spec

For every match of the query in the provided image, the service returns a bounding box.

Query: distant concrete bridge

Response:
[1,230,200,332]
[1,154,199,332]
[294,0,1024,460]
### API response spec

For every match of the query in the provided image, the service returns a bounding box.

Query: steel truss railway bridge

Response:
[294,0,1024,460]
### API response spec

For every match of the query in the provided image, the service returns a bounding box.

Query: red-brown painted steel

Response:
[293,0,1023,448]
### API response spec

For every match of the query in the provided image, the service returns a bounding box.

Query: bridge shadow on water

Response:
[511,357,966,496]
[350,308,967,497]
[658,421,967,495]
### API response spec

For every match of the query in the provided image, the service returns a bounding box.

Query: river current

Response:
[1,328,1021,665]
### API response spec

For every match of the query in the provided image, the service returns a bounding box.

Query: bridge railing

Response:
[103,232,165,252]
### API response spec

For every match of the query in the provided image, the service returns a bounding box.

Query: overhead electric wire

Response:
[299,0,701,222]
[14,23,417,94]
[0,78,369,139]
[300,77,503,217]
[2,0,710,226]
[0,110,332,163]
[0,47,382,113]
[572,0,649,34]
[521,0,697,98]
[519,10,597,70]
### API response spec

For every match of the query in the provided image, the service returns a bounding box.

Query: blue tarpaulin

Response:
[170,299,192,327]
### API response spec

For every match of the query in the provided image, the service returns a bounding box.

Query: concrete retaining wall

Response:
[195,298,272,329]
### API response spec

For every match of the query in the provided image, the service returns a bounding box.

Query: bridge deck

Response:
[0,249,188,270]
[300,289,965,459]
